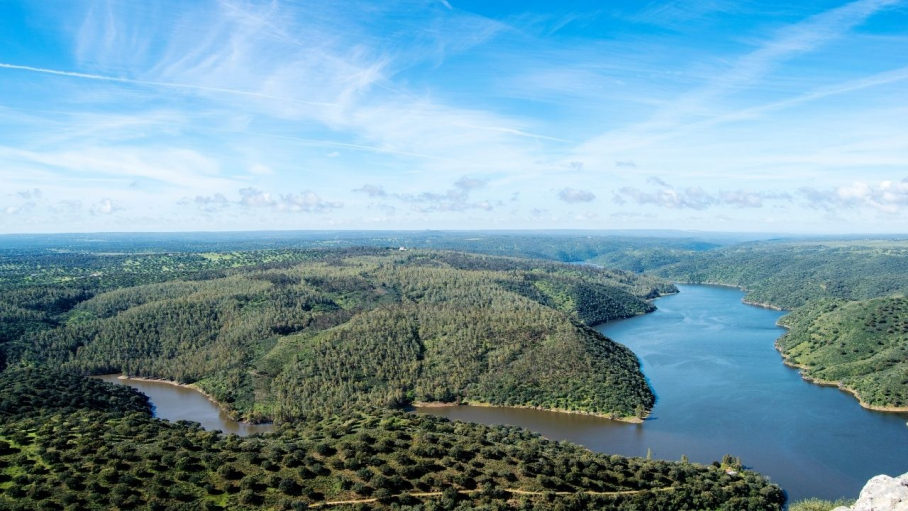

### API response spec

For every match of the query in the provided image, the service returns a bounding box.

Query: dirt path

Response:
[308,486,675,508]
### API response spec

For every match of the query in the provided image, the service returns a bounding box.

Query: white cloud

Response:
[352,184,388,198]
[14,188,42,200]
[558,188,596,203]
[238,188,277,208]
[356,176,496,213]
[91,198,123,215]
[278,191,343,213]
[4,202,35,215]
[615,178,790,209]
[189,188,343,213]
[800,178,908,214]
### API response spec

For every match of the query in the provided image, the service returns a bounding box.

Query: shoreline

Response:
[411,401,645,424]
[671,283,908,413]
[102,374,274,426]
[772,345,908,413]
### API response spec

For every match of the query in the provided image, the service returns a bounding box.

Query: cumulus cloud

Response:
[614,178,789,209]
[359,176,495,213]
[453,176,487,191]
[186,188,343,213]
[279,191,343,213]
[238,188,278,208]
[183,193,231,212]
[4,202,36,215]
[615,161,637,168]
[91,198,123,215]
[800,178,908,214]
[194,193,230,205]
[14,188,42,200]
[558,188,596,203]
[352,184,388,198]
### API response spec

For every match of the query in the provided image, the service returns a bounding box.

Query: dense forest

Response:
[2,248,675,422]
[634,241,908,309]
[0,369,786,510]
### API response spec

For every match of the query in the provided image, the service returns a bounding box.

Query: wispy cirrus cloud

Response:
[1,0,906,233]
[574,0,904,161]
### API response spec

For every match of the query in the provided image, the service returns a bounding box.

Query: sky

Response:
[0,0,906,234]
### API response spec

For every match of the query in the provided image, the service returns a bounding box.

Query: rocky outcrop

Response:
[833,472,908,511]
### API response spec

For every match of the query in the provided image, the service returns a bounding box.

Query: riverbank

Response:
[774,353,908,414]
[412,401,645,423]
[773,347,908,413]
[772,316,908,414]
[100,375,274,426]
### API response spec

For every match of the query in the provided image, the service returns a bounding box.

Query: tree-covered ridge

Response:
[777,297,908,409]
[641,241,908,309]
[0,370,785,511]
[6,249,674,421]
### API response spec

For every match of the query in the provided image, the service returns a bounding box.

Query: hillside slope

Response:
[777,297,908,410]
[645,241,908,309]
[7,249,675,421]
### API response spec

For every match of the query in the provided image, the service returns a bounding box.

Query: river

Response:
[416,285,908,502]
[95,375,274,437]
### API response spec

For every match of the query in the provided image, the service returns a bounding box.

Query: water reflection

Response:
[95,375,273,436]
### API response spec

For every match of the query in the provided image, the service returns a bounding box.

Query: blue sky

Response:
[0,0,906,234]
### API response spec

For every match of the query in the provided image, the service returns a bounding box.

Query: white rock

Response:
[841,472,908,511]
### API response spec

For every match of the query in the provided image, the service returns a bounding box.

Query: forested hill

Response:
[0,369,785,510]
[2,248,675,422]
[623,241,908,310]
[777,297,908,410]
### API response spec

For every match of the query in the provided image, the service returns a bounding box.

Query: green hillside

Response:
[644,241,908,309]
[777,297,908,410]
[4,249,675,422]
